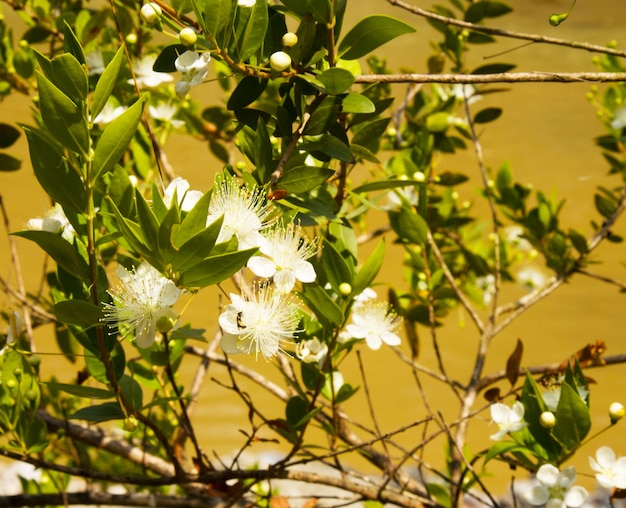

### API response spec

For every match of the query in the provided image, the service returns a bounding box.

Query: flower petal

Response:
[564,486,588,507]
[536,464,560,487]
[524,485,550,506]
[247,256,277,278]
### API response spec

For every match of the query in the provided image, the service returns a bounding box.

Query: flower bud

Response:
[123,416,139,432]
[339,283,352,296]
[281,32,298,48]
[126,33,138,45]
[539,411,556,429]
[156,315,176,333]
[269,51,291,72]
[179,27,197,47]
[140,2,162,24]
[609,402,625,424]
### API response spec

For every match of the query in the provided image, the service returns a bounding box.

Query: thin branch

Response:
[355,72,626,85]
[386,0,626,58]
[577,268,626,290]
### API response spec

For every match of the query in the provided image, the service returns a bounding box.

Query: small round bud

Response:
[608,40,618,49]
[235,161,247,171]
[609,402,625,424]
[28,354,41,368]
[19,39,29,49]
[140,2,162,24]
[156,315,176,334]
[123,416,139,432]
[126,33,138,45]
[339,283,352,296]
[413,171,426,182]
[5,379,17,390]
[13,368,22,378]
[281,32,298,48]
[179,27,197,47]
[269,51,291,72]
[386,127,397,138]
[539,411,556,429]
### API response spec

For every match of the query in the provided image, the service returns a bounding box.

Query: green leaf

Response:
[178,248,257,288]
[351,117,390,149]
[321,238,353,291]
[276,166,334,194]
[0,153,22,171]
[227,76,268,110]
[92,97,146,182]
[318,68,355,95]
[338,15,416,60]
[205,0,232,36]
[0,123,21,148]
[465,1,513,23]
[135,188,160,256]
[153,44,187,72]
[172,216,224,271]
[595,193,618,219]
[255,117,274,183]
[341,93,375,114]
[91,46,125,121]
[301,362,323,391]
[521,373,562,460]
[234,0,268,62]
[36,72,89,156]
[299,284,344,328]
[394,207,429,245]
[12,230,90,281]
[63,21,86,65]
[436,171,469,186]
[70,402,125,422]
[286,396,308,429]
[43,382,114,399]
[471,63,516,74]
[474,107,502,124]
[50,53,88,103]
[352,239,385,295]
[304,96,341,135]
[552,383,591,451]
[353,179,423,194]
[280,0,331,24]
[23,127,86,213]
[107,199,153,259]
[120,375,143,411]
[55,300,103,327]
[300,134,353,163]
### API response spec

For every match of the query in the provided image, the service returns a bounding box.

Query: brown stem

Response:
[355,71,626,84]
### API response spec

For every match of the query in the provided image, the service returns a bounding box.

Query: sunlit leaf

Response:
[338,15,416,60]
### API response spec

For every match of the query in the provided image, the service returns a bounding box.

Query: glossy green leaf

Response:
[318,67,354,95]
[120,375,143,411]
[63,21,86,65]
[177,248,257,288]
[552,382,591,451]
[341,93,375,114]
[471,63,516,74]
[474,107,502,124]
[521,373,562,459]
[135,188,160,255]
[395,207,429,245]
[91,46,125,121]
[286,396,308,429]
[321,238,353,291]
[276,166,334,194]
[234,0,268,62]
[172,216,224,271]
[43,382,114,399]
[338,15,416,60]
[352,117,390,149]
[36,72,89,157]
[153,44,187,72]
[279,0,331,24]
[352,179,423,194]
[304,96,341,135]
[352,239,385,295]
[23,127,86,212]
[92,97,146,182]
[300,134,353,162]
[54,300,103,327]
[301,362,323,391]
[299,284,344,328]
[12,230,90,281]
[70,402,125,422]
[0,123,20,148]
[205,0,232,36]
[173,191,213,246]
[50,53,88,103]
[107,199,153,259]
[227,76,268,110]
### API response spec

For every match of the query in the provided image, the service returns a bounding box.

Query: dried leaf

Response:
[484,387,501,402]
[506,339,524,387]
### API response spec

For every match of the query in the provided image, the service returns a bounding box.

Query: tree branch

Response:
[355,72,626,85]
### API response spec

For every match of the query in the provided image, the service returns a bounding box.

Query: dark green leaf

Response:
[595,193,618,219]
[299,284,344,328]
[178,248,257,288]
[63,21,86,65]
[55,300,103,327]
[36,72,89,156]
[552,383,591,451]
[172,216,224,271]
[120,375,143,411]
[352,240,385,295]
[153,44,187,72]
[70,402,125,422]
[341,93,375,114]
[394,207,429,245]
[338,15,416,60]
[43,382,114,399]
[301,362,323,391]
[92,97,146,182]
[205,0,232,35]
[471,63,516,74]
[300,134,353,162]
[13,230,90,281]
[276,166,334,194]
[436,171,469,186]
[234,0,268,62]
[286,396,308,429]
[465,2,512,23]
[227,76,268,110]
[474,107,502,124]
[173,191,213,246]
[321,239,353,291]
[318,68,354,95]
[50,53,88,103]
[0,123,20,148]
[0,153,21,171]
[304,96,341,135]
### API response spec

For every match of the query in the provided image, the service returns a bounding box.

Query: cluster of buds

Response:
[269,32,298,72]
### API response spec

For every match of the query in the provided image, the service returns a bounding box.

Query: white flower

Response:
[524,464,588,507]
[247,222,317,293]
[237,0,256,6]
[504,225,533,252]
[148,103,185,129]
[476,274,496,306]
[612,107,626,130]
[450,84,482,105]
[353,287,377,307]
[102,263,182,348]
[345,299,401,350]
[85,50,105,76]
[93,102,128,126]
[384,185,419,211]
[162,177,203,212]
[489,401,527,440]
[589,446,626,489]
[206,178,273,250]
[174,50,211,98]
[130,55,174,88]
[296,338,328,366]
[542,382,589,413]
[26,203,75,242]
[219,284,300,361]
[517,266,547,291]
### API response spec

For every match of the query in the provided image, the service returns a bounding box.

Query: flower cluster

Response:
[342,291,402,351]
[524,464,588,507]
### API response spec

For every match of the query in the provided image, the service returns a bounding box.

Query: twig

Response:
[386,0,626,58]
[577,269,626,290]
[355,72,626,84]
